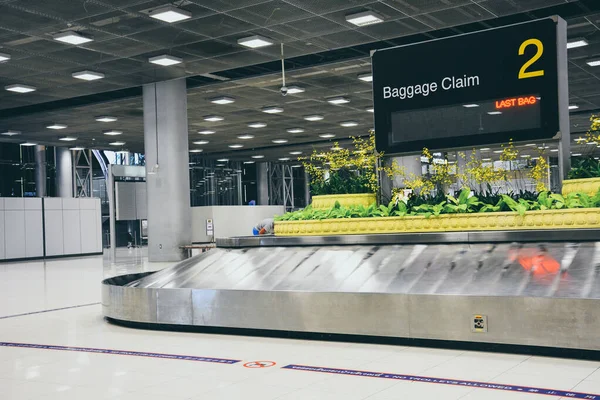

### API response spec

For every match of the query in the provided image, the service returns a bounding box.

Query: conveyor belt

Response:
[102,231,600,352]
[125,242,600,298]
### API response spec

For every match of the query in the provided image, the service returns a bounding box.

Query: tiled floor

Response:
[0,248,599,399]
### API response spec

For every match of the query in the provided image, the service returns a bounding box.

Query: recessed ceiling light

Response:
[252,155,265,159]
[96,116,117,122]
[567,38,588,49]
[279,157,290,161]
[262,106,283,114]
[493,150,503,154]
[109,141,126,146]
[550,149,559,152]
[286,86,305,94]
[198,130,215,135]
[229,144,244,149]
[248,122,267,128]
[572,153,583,156]
[289,151,302,155]
[358,73,373,82]
[287,128,304,133]
[48,124,68,130]
[59,137,77,141]
[244,161,255,164]
[272,139,288,144]
[238,35,274,49]
[327,96,350,105]
[217,158,229,162]
[5,84,36,93]
[463,104,479,108]
[53,31,93,45]
[20,142,36,147]
[190,149,203,153]
[69,147,85,151]
[194,140,209,145]
[72,70,104,81]
[204,115,224,122]
[0,53,10,62]
[569,104,579,110]
[149,54,182,66]
[521,155,531,158]
[586,57,600,67]
[331,145,342,151]
[487,111,502,115]
[480,148,491,151]
[1,130,20,136]
[525,143,537,146]
[482,158,492,161]
[103,130,122,136]
[210,96,235,105]
[238,134,254,140]
[304,115,324,121]
[319,133,335,138]
[365,107,374,112]
[291,164,302,168]
[149,5,191,23]
[346,10,384,26]
[340,121,358,127]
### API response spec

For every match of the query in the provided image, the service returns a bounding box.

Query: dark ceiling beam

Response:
[0,0,598,121]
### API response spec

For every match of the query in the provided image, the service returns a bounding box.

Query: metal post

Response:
[283,165,294,212]
[256,163,269,205]
[34,145,46,197]
[108,164,116,260]
[304,170,311,208]
[555,17,570,185]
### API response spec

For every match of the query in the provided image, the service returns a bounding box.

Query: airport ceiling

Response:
[0,0,600,161]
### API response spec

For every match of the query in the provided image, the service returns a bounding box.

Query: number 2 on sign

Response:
[518,38,544,79]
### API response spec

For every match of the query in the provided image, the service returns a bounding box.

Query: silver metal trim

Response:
[216,230,600,248]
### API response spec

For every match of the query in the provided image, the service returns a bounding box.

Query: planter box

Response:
[311,193,376,209]
[562,177,600,196]
[275,208,600,236]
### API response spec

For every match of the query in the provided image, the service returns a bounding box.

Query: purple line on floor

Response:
[283,364,599,399]
[0,342,241,364]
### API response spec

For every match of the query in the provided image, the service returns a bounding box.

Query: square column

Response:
[143,78,191,262]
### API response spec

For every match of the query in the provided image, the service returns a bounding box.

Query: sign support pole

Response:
[555,16,570,186]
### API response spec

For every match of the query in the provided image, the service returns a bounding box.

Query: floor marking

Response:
[1,341,598,398]
[244,361,276,368]
[283,364,600,399]
[0,342,241,365]
[0,302,100,320]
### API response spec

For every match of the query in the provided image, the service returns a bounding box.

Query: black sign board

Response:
[372,17,565,154]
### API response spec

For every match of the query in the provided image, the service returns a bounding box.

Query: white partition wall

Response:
[191,205,285,243]
[0,197,102,261]
[43,198,102,258]
[0,198,44,260]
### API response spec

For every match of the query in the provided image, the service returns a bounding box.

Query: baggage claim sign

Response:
[372,17,567,154]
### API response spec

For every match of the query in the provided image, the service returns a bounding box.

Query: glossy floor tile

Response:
[0,249,599,400]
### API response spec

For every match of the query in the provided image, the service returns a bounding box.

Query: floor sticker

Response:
[244,361,277,368]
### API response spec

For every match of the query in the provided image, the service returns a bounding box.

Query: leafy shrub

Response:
[275,188,600,222]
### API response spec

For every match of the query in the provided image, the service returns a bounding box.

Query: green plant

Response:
[568,157,600,179]
[275,188,600,222]
[443,189,481,214]
[301,131,402,196]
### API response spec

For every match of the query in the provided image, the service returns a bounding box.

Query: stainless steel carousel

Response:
[103,230,600,352]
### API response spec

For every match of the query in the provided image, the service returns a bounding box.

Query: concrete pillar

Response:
[143,78,191,262]
[34,145,46,197]
[55,147,73,198]
[256,162,269,205]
